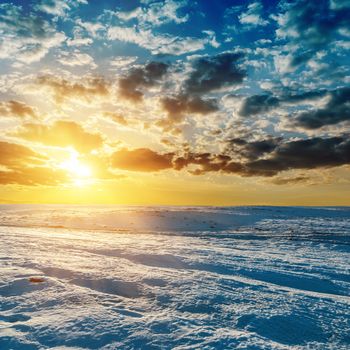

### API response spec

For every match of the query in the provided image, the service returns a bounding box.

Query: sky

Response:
[0,0,349,205]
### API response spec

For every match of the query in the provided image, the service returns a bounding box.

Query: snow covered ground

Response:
[0,205,349,349]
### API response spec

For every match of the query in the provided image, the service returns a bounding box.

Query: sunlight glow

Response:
[60,154,92,179]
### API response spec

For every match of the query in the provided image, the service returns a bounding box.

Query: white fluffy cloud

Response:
[116,0,189,27]
[57,51,97,68]
[107,26,218,55]
[76,19,105,38]
[238,1,268,28]
[110,56,138,67]
[0,4,66,63]
[35,0,87,17]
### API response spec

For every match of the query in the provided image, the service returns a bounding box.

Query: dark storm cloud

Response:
[119,61,169,101]
[157,52,245,128]
[237,90,328,117]
[278,0,350,67]
[292,87,350,129]
[183,52,246,95]
[199,136,350,177]
[245,136,350,176]
[239,95,279,116]
[161,94,219,118]
[110,135,350,179]
[174,152,222,170]
[226,137,281,160]
[282,90,328,103]
[173,152,232,175]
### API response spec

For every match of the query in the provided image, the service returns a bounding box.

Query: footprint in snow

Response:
[0,277,47,297]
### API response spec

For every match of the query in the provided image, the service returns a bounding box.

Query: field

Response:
[0,205,349,349]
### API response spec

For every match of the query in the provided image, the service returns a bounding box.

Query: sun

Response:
[60,153,92,179]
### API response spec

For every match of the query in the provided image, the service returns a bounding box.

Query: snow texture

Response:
[0,205,349,349]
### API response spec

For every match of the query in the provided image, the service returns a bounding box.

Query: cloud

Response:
[0,166,67,186]
[103,112,129,126]
[109,0,194,55]
[158,94,218,130]
[238,1,268,28]
[37,75,109,103]
[237,89,330,117]
[155,52,245,129]
[67,37,93,47]
[173,152,232,174]
[0,4,47,39]
[14,120,103,153]
[57,51,96,68]
[0,100,38,119]
[0,141,67,185]
[0,3,66,63]
[111,148,174,172]
[275,0,350,67]
[110,56,138,68]
[119,61,169,101]
[270,175,311,185]
[107,26,217,56]
[239,95,279,116]
[0,141,46,168]
[76,18,104,38]
[281,90,329,103]
[116,0,189,27]
[226,137,281,160]
[202,30,220,48]
[66,20,95,47]
[161,94,218,118]
[107,135,350,179]
[183,52,246,94]
[244,136,350,176]
[184,136,350,177]
[0,0,348,191]
[35,0,70,16]
[292,87,350,129]
[144,0,189,25]
[35,0,87,17]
